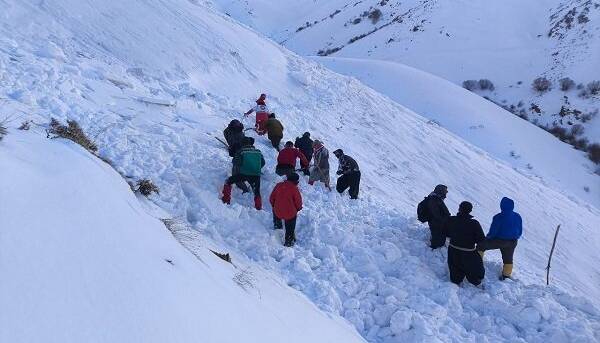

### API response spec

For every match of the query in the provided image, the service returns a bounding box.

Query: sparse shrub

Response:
[573,137,589,150]
[547,125,569,142]
[352,17,362,24]
[530,103,541,113]
[559,77,576,91]
[478,79,495,91]
[18,121,31,130]
[532,77,552,93]
[570,124,585,137]
[368,9,383,24]
[462,80,479,91]
[0,125,6,141]
[136,179,159,197]
[587,81,600,95]
[48,118,98,153]
[588,143,600,164]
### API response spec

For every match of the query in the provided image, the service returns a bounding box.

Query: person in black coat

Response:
[294,132,314,166]
[445,201,486,286]
[426,184,451,249]
[333,149,361,199]
[223,120,249,193]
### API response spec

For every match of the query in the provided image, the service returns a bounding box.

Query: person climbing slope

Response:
[265,113,284,151]
[445,201,486,286]
[419,184,451,249]
[276,141,309,176]
[478,197,523,280]
[244,93,270,135]
[333,149,360,199]
[308,140,330,190]
[270,172,303,247]
[221,137,266,210]
[294,132,313,168]
[223,119,249,193]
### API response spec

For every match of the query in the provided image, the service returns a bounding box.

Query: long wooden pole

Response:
[546,224,561,286]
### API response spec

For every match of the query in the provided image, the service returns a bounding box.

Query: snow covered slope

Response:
[212,0,600,159]
[314,56,600,207]
[1,0,600,342]
[0,131,365,343]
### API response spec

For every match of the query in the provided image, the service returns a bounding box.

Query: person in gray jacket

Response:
[308,140,330,190]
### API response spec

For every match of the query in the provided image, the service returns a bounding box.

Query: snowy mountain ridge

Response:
[1,0,600,342]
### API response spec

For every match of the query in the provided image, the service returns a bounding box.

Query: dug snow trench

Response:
[0,131,366,343]
[1,0,600,342]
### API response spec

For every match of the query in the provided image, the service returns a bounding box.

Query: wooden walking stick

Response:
[546,224,561,286]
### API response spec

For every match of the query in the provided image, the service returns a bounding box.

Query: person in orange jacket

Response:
[244,93,270,135]
[270,172,303,247]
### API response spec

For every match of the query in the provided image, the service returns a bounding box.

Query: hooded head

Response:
[303,132,310,138]
[313,139,322,148]
[458,201,473,215]
[333,149,344,158]
[285,141,294,148]
[433,184,448,199]
[287,172,300,184]
[256,93,267,105]
[500,197,515,212]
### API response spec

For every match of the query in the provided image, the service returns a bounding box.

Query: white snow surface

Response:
[1,0,600,342]
[0,131,365,343]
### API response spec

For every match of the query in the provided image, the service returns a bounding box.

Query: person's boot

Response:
[254,196,262,210]
[500,264,513,280]
[222,184,232,204]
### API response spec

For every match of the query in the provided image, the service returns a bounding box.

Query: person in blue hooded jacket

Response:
[477,197,522,280]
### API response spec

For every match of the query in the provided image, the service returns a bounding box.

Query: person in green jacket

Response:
[222,137,266,210]
[265,113,284,151]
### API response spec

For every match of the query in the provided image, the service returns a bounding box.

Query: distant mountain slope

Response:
[212,0,600,162]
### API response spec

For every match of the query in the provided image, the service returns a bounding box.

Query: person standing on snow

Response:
[294,132,313,168]
[244,93,270,135]
[445,201,486,286]
[221,137,266,210]
[276,141,309,176]
[265,113,284,151]
[223,119,250,193]
[423,184,451,249]
[332,149,360,199]
[308,140,330,190]
[477,197,522,280]
[270,172,303,247]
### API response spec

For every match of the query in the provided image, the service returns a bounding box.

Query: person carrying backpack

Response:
[223,120,250,193]
[294,132,313,166]
[445,201,486,286]
[244,93,270,135]
[308,140,330,190]
[417,184,451,249]
[265,113,284,151]
[477,197,522,280]
[276,141,309,176]
[270,172,303,247]
[221,137,266,210]
[333,149,360,199]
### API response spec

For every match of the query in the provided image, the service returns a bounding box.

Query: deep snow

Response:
[1,0,600,342]
[0,130,365,343]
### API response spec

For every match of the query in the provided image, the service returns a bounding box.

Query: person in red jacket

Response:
[244,93,270,135]
[270,172,303,247]
[276,141,309,176]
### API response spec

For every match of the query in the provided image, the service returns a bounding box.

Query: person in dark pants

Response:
[445,201,486,286]
[276,141,309,176]
[478,197,522,280]
[425,184,451,249]
[223,119,250,193]
[265,113,284,151]
[294,132,313,165]
[270,172,303,247]
[221,137,266,210]
[333,149,360,199]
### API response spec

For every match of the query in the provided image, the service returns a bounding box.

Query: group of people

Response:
[224,93,523,285]
[418,185,523,285]
[221,94,362,246]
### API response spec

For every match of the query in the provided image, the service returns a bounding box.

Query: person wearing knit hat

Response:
[421,184,451,249]
[265,113,284,151]
[269,172,303,247]
[309,140,331,190]
[294,132,314,169]
[445,201,486,286]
